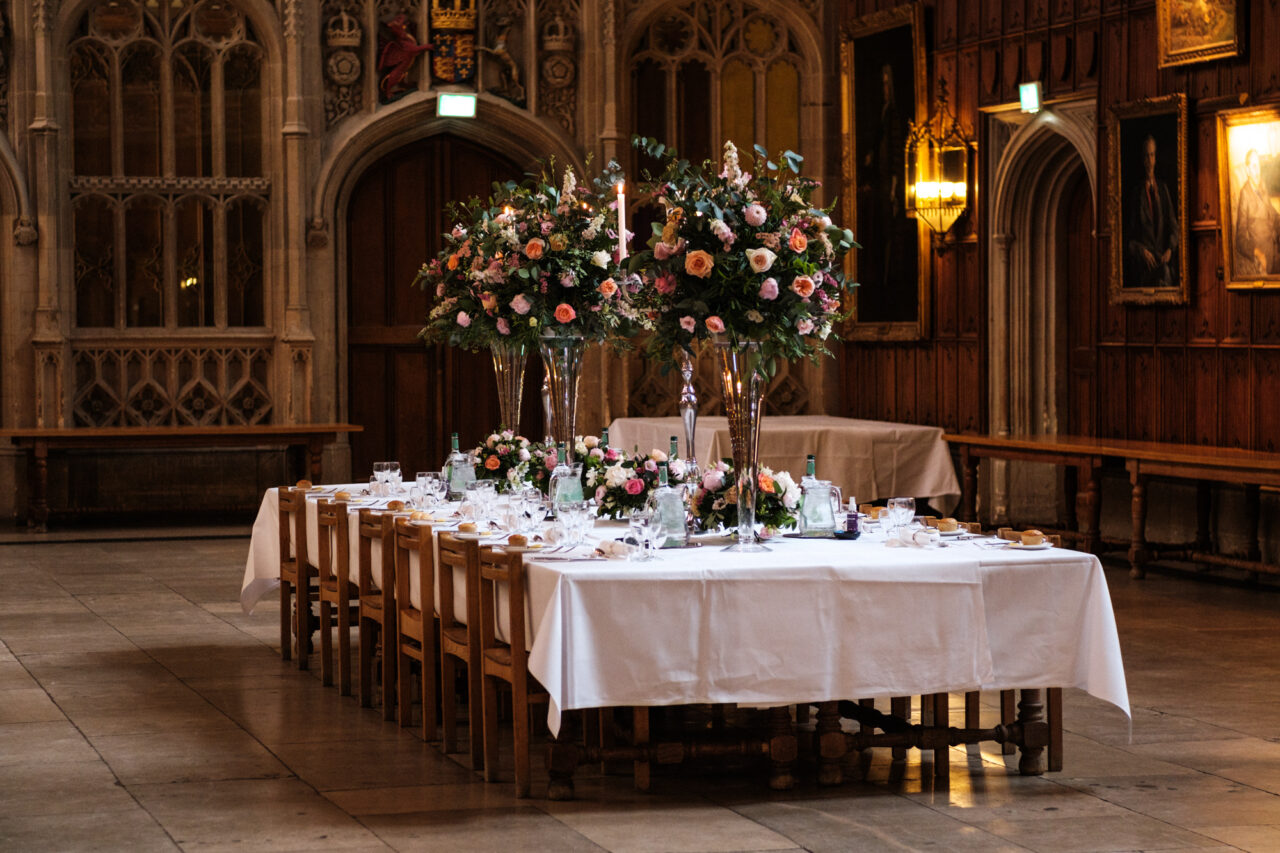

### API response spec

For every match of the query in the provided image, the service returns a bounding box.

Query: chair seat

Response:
[441,624,468,648]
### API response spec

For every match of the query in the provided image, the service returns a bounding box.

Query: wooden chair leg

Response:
[890,697,908,760]
[380,630,396,722]
[1047,687,1063,772]
[359,619,374,708]
[280,580,292,661]
[964,691,980,728]
[467,659,485,770]
[296,580,311,670]
[319,600,333,687]
[932,693,950,779]
[396,646,413,728]
[421,643,438,743]
[513,681,531,799]
[441,654,457,753]
[482,676,501,783]
[1000,689,1016,755]
[338,600,352,696]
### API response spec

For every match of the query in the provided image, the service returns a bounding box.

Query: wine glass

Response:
[887,497,916,538]
[386,461,402,494]
[629,507,656,561]
[371,461,388,496]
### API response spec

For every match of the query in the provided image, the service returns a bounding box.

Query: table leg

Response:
[1047,687,1063,772]
[890,697,908,760]
[964,691,980,728]
[633,706,650,792]
[1083,464,1101,555]
[547,710,580,801]
[931,693,950,779]
[815,701,845,786]
[31,440,50,532]
[1129,463,1149,580]
[959,447,977,523]
[1016,688,1046,775]
[767,706,797,791]
[1000,689,1016,756]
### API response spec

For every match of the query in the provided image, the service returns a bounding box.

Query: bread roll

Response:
[1021,529,1045,546]
[296,479,313,489]
[458,522,478,533]
[410,510,431,521]
[386,500,405,511]
[334,490,351,501]
[937,517,959,532]
[508,534,528,548]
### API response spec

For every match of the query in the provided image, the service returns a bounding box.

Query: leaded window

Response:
[70,0,267,330]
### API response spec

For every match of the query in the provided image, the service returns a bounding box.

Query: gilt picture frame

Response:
[1218,107,1280,289]
[1107,94,1190,306]
[1157,0,1239,68]
[840,3,931,341]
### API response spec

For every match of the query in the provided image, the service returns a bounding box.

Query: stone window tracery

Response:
[69,0,268,331]
[629,0,803,166]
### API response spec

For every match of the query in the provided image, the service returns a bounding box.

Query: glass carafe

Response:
[799,479,843,537]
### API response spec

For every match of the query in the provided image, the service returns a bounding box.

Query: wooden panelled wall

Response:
[837,0,1280,451]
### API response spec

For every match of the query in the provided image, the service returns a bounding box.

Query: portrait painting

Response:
[1157,0,1238,68]
[1218,108,1280,289]
[1107,94,1189,306]
[840,4,929,341]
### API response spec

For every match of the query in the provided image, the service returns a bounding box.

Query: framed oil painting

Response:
[1157,0,1239,68]
[1218,107,1280,289]
[840,3,930,341]
[1107,94,1190,306]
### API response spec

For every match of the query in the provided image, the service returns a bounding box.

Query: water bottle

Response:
[442,432,474,500]
[652,462,688,548]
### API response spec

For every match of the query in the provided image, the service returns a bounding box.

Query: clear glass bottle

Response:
[600,427,610,448]
[652,462,688,548]
[549,441,584,511]
[442,432,475,500]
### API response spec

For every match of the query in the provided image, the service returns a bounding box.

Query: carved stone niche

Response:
[324,5,364,127]
[539,14,577,135]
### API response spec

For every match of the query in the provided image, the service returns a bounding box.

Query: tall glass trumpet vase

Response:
[538,331,586,459]
[489,341,527,433]
[714,336,769,553]
[678,348,700,479]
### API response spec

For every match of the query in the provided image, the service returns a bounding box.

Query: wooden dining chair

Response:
[315,498,354,695]
[477,544,550,798]
[437,531,484,770]
[357,508,397,720]
[393,515,438,741]
[277,486,311,667]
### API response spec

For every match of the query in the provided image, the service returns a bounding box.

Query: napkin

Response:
[594,539,633,559]
[885,527,941,549]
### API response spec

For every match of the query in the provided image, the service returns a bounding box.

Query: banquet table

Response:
[607,415,961,512]
[242,488,1129,749]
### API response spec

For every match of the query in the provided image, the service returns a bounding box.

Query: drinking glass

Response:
[371,461,388,496]
[629,507,656,561]
[415,472,438,507]
[887,497,916,536]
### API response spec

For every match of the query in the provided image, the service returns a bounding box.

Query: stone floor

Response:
[1,534,1279,852]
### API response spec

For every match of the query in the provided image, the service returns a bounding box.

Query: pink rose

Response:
[702,469,725,491]
[790,275,816,298]
[456,311,471,327]
[554,303,577,323]
[497,317,511,335]
[685,249,714,278]
[644,459,658,472]
[510,294,531,314]
[796,318,815,335]
[625,478,645,496]
[679,315,696,333]
[743,203,767,226]
[788,227,808,253]
[759,277,779,300]
[705,316,725,334]
[655,272,677,295]
[596,485,607,501]
[746,247,776,273]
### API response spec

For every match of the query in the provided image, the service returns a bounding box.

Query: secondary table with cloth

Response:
[608,416,961,512]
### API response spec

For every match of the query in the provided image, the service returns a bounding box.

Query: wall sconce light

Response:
[904,79,974,235]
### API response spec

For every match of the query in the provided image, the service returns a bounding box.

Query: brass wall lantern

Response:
[904,79,973,235]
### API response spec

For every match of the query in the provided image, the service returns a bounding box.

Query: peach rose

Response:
[788,227,808,253]
[705,315,725,334]
[598,278,618,297]
[554,303,577,324]
[685,249,715,278]
[484,455,501,471]
[790,275,815,299]
[524,238,546,259]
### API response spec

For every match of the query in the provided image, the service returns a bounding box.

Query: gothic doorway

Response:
[345,134,540,478]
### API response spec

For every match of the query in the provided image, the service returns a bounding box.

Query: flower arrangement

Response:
[416,161,647,350]
[591,448,694,519]
[691,461,800,532]
[632,137,858,367]
[471,429,537,492]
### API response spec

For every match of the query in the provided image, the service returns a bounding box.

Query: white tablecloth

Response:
[525,537,1129,736]
[241,489,1129,739]
[608,415,961,512]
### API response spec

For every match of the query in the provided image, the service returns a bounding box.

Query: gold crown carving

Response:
[542,15,574,52]
[326,10,362,48]
[431,0,476,30]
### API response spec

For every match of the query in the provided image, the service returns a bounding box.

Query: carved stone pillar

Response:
[280,0,315,424]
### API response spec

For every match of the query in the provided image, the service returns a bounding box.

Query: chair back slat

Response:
[315,499,349,583]
[278,487,307,568]
[394,516,434,616]
[478,546,527,659]
[437,532,476,628]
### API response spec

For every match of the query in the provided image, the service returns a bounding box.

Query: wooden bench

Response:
[944,433,1280,580]
[0,424,362,531]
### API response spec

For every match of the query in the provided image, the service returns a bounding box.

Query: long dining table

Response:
[241,485,1129,782]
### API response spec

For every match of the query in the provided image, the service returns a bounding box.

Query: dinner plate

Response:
[1007,541,1052,550]
[453,530,498,540]
[938,528,965,537]
[501,542,545,553]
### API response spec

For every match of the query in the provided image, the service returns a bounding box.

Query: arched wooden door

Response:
[346,135,542,478]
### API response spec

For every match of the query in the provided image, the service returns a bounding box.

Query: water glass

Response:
[629,507,658,560]
[886,496,916,535]
[416,472,441,507]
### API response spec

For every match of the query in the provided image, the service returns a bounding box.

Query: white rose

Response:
[583,435,600,449]
[518,448,531,462]
[575,439,589,456]
[669,458,687,479]
[604,464,630,489]
[591,250,611,269]
[586,468,598,487]
[746,247,776,273]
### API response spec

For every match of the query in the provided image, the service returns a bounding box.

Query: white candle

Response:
[616,181,627,261]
